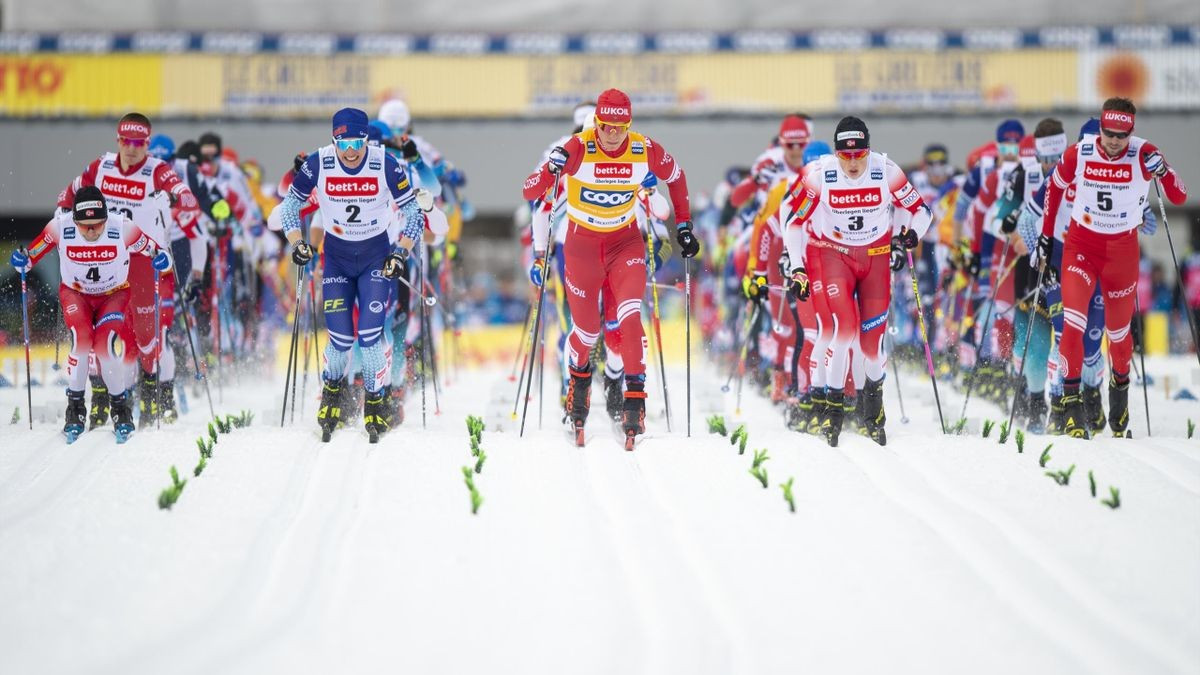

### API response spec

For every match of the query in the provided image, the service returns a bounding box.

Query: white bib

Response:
[312,145,395,242]
[1069,135,1150,235]
[56,212,134,295]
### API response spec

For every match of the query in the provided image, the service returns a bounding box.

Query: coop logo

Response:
[593,163,633,179]
[99,175,146,200]
[828,188,882,208]
[65,245,117,263]
[1083,161,1132,184]
[579,187,635,207]
[324,176,379,195]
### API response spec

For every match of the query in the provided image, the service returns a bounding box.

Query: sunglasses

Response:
[597,121,631,131]
[1100,128,1130,140]
[118,137,148,148]
[997,142,1020,156]
[782,142,807,150]
[1036,153,1063,164]
[334,137,367,152]
[835,149,869,161]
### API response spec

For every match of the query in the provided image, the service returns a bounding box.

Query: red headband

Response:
[117,120,151,140]
[1100,110,1135,133]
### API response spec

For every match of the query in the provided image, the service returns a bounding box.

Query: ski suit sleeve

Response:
[26,219,60,267]
[57,158,101,211]
[782,172,821,266]
[1140,141,1188,205]
[522,136,584,202]
[1042,145,1078,237]
[953,165,981,223]
[123,222,158,256]
[281,152,321,235]
[1016,182,1045,254]
[747,183,786,276]
[646,137,691,223]
[384,154,422,243]
[888,160,932,240]
[186,162,218,220]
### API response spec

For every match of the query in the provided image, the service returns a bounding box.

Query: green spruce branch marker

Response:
[952,418,967,435]
[780,477,796,513]
[707,415,727,436]
[158,466,187,510]
[751,447,769,469]
[10,407,18,425]
[470,437,481,457]
[1188,419,1195,439]
[461,466,475,492]
[1101,486,1121,509]
[474,451,487,475]
[1015,429,1025,454]
[1089,470,1097,497]
[194,456,207,477]
[982,420,994,438]
[208,422,218,444]
[730,425,748,455]
[1045,463,1075,486]
[470,488,483,515]
[1039,444,1053,468]
[749,466,769,489]
[998,421,1010,444]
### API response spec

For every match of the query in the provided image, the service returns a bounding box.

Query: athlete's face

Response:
[836,149,869,178]
[595,121,630,151]
[1099,127,1130,158]
[76,218,106,242]
[334,136,368,168]
[782,140,807,170]
[117,137,148,168]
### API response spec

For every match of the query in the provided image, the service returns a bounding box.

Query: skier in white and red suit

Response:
[781,116,931,448]
[522,88,699,444]
[57,113,200,428]
[1037,97,1187,438]
[12,186,170,438]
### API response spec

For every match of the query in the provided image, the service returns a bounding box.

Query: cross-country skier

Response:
[278,107,424,442]
[1038,97,1188,438]
[11,186,171,442]
[521,88,698,449]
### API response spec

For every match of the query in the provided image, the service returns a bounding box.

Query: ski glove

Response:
[1034,234,1053,270]
[896,226,919,250]
[889,237,906,272]
[675,221,700,259]
[529,253,547,287]
[400,138,420,164]
[1142,151,1167,178]
[10,247,29,272]
[211,198,231,221]
[290,240,314,266]
[548,146,569,174]
[184,276,205,304]
[966,252,982,278]
[382,249,409,280]
[742,273,767,302]
[1000,208,1019,234]
[152,251,172,272]
[788,267,811,301]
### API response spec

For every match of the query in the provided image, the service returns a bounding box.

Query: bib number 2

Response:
[345,205,361,223]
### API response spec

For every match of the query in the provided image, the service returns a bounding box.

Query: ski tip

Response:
[624,436,636,451]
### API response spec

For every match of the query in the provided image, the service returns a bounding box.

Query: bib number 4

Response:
[86,266,100,283]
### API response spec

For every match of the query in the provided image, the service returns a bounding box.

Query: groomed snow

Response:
[0,352,1197,674]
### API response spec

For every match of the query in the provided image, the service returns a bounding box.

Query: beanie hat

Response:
[148,134,175,161]
[378,99,410,133]
[922,143,949,163]
[834,116,869,150]
[803,140,832,165]
[778,115,812,144]
[332,107,370,140]
[573,101,597,128]
[1078,117,1101,140]
[73,185,108,222]
[595,89,632,125]
[995,119,1024,143]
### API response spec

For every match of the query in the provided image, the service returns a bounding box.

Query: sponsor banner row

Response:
[1,48,1196,118]
[0,26,1196,55]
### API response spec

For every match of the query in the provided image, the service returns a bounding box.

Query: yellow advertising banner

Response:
[1,50,1082,119]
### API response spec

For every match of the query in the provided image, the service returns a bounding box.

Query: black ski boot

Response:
[137,372,159,429]
[89,375,110,429]
[604,373,624,422]
[1012,386,1030,426]
[821,390,846,447]
[159,380,179,424]
[317,378,345,442]
[1047,393,1066,435]
[111,392,134,443]
[565,365,592,446]
[844,391,861,433]
[786,392,812,432]
[1082,384,1107,433]
[388,384,406,426]
[363,389,391,443]
[1026,390,1048,434]
[861,378,887,446]
[621,378,647,451]
[806,389,827,435]
[343,374,365,426]
[1060,386,1090,440]
[64,390,86,442]
[1108,376,1131,438]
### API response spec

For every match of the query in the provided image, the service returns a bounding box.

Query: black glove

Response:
[897,226,919,250]
[383,249,409,279]
[675,221,700,259]
[400,138,420,164]
[290,240,314,266]
[1043,265,1060,289]
[889,237,906,272]
[777,252,791,280]
[184,276,205,304]
[966,252,981,278]
[547,146,569,174]
[1000,209,1019,234]
[742,273,767,303]
[787,267,810,301]
[1036,234,1054,268]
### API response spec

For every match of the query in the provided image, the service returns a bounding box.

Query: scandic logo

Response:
[65,245,117,263]
[828,188,882,208]
[99,175,146,200]
[325,177,379,195]
[593,163,633,179]
[1083,161,1132,184]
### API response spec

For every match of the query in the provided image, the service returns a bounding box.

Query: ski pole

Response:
[280,268,304,427]
[423,275,443,415]
[18,265,33,430]
[175,281,215,421]
[290,266,307,425]
[958,238,1013,421]
[1153,178,1200,367]
[509,304,533,382]
[645,225,672,432]
[906,248,948,434]
[685,256,693,437]
[299,265,315,418]
[1132,291,1152,437]
[886,278,909,424]
[1008,257,1047,433]
[417,246,429,428]
[520,172,564,437]
[723,301,760,393]
[153,263,163,430]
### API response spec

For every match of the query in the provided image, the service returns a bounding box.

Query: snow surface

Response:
[0,352,1198,675]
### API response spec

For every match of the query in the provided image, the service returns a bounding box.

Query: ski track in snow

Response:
[0,355,1197,674]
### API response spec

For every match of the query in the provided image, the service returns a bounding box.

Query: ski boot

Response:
[159,380,179,424]
[363,390,391,444]
[317,378,345,442]
[88,376,110,429]
[1108,377,1131,438]
[806,389,828,435]
[388,384,406,426]
[821,390,846,448]
[1082,384,1107,434]
[111,392,135,443]
[1046,394,1066,435]
[861,378,886,446]
[137,372,159,429]
[604,373,624,422]
[64,390,87,443]
[1011,386,1030,427]
[343,374,365,426]
[770,368,789,404]
[621,379,647,451]
[844,391,861,433]
[1026,390,1048,434]
[1060,388,1090,440]
[787,392,812,432]
[565,365,592,446]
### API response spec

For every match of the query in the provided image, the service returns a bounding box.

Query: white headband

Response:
[1034,133,1068,157]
